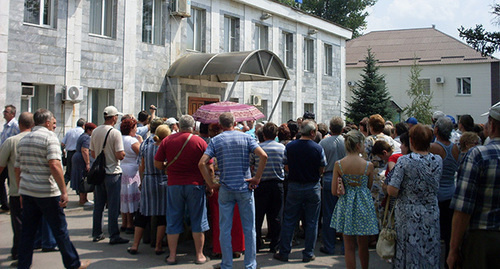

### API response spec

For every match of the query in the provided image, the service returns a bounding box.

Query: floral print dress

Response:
[388,152,443,268]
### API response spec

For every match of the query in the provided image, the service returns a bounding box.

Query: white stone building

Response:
[346,27,500,123]
[0,0,351,138]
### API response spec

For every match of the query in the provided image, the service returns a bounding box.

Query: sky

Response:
[363,0,499,55]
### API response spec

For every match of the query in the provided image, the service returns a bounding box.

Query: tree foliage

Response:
[346,48,393,123]
[459,4,500,56]
[277,0,377,38]
[403,60,434,125]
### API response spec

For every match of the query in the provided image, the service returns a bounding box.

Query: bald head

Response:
[18,112,34,131]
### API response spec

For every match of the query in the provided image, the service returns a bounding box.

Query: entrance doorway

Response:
[188,97,219,115]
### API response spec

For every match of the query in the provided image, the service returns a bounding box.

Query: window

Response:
[254,24,268,50]
[282,32,293,69]
[90,0,116,37]
[187,8,206,51]
[419,78,431,95]
[224,16,239,52]
[24,0,56,27]
[304,103,314,115]
[457,77,471,95]
[282,101,293,122]
[88,88,114,125]
[142,0,164,45]
[20,84,55,113]
[304,38,314,72]
[324,44,333,76]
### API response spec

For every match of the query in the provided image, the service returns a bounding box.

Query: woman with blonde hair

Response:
[127,124,171,255]
[330,130,378,269]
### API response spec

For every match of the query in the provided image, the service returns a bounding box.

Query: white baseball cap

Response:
[481,101,500,121]
[103,106,123,117]
[166,117,178,125]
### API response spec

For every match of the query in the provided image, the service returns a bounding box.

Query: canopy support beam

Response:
[166,76,183,118]
[224,73,241,101]
[268,80,288,121]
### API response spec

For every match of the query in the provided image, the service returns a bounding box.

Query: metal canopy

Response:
[166,50,290,120]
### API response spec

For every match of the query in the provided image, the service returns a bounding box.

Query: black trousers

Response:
[0,169,9,210]
[64,151,76,184]
[10,196,22,259]
[254,180,283,251]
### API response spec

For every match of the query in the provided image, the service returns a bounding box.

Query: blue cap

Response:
[406,117,418,125]
[446,115,456,124]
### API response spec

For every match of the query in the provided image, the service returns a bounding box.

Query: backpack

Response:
[87,128,113,185]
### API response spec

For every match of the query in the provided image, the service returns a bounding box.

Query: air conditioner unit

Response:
[21,86,35,98]
[347,81,356,87]
[251,95,262,106]
[63,85,84,102]
[170,0,191,17]
[436,76,445,84]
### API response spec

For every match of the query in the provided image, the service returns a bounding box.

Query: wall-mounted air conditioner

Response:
[63,85,84,102]
[251,95,262,106]
[21,86,35,98]
[436,76,445,84]
[170,0,191,17]
[347,81,356,87]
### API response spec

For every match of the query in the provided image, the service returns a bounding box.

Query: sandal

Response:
[165,255,178,265]
[127,247,138,255]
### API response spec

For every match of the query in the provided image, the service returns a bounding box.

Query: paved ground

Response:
[0,190,393,269]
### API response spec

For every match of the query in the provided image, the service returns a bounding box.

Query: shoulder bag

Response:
[165,133,193,169]
[87,128,113,185]
[376,198,397,260]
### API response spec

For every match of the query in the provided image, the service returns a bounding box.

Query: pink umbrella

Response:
[192,101,265,124]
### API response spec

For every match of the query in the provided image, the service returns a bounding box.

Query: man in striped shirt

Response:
[15,109,88,269]
[250,122,285,254]
[199,112,268,269]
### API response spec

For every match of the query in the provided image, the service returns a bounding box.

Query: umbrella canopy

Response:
[192,101,265,124]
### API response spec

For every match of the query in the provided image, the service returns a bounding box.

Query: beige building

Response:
[346,27,499,122]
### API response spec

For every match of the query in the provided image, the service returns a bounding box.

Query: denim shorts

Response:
[166,184,209,234]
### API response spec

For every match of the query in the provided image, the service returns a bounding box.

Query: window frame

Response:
[224,16,239,52]
[304,38,314,72]
[418,78,431,96]
[89,0,116,38]
[142,0,165,45]
[23,0,56,28]
[304,103,314,115]
[324,43,333,76]
[187,7,206,52]
[282,31,293,69]
[457,77,471,95]
[254,23,268,50]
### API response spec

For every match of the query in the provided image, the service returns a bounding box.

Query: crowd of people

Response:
[0,102,499,269]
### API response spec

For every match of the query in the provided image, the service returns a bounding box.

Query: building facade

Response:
[346,27,500,123]
[0,0,351,138]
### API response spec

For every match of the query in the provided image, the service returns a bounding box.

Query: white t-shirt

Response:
[90,125,124,174]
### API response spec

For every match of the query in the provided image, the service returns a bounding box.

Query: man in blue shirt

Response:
[199,112,267,269]
[1,105,20,212]
[274,120,326,263]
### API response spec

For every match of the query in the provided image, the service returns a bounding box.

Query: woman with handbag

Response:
[387,124,442,268]
[330,130,379,269]
[70,122,97,206]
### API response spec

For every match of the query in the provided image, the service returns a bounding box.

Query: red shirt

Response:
[154,132,209,186]
[385,153,403,176]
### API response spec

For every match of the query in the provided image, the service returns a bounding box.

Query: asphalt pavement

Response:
[0,189,392,269]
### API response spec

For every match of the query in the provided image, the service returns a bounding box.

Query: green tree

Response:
[459,4,500,56]
[403,60,434,124]
[277,0,377,38]
[346,48,393,123]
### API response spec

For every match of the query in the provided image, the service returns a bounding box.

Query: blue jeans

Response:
[166,185,209,234]
[18,195,80,269]
[93,173,122,241]
[279,181,321,259]
[34,216,57,249]
[218,186,257,269]
[321,173,339,253]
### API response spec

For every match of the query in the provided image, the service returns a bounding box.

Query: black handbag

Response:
[86,128,112,185]
[79,171,95,193]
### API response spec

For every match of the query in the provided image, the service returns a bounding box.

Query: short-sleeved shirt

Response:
[0,131,29,196]
[319,135,346,173]
[89,125,124,174]
[250,140,285,182]
[137,125,149,139]
[1,118,20,145]
[204,130,259,191]
[283,139,327,183]
[155,132,208,186]
[450,137,500,230]
[15,126,62,198]
[61,127,84,151]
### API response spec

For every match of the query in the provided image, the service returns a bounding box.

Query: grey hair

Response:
[76,118,86,127]
[329,116,344,134]
[300,120,317,137]
[179,115,195,131]
[34,109,53,126]
[219,112,235,128]
[344,130,366,153]
[435,117,453,141]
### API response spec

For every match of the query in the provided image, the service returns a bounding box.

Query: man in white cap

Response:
[89,106,129,245]
[166,117,179,134]
[447,102,500,268]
